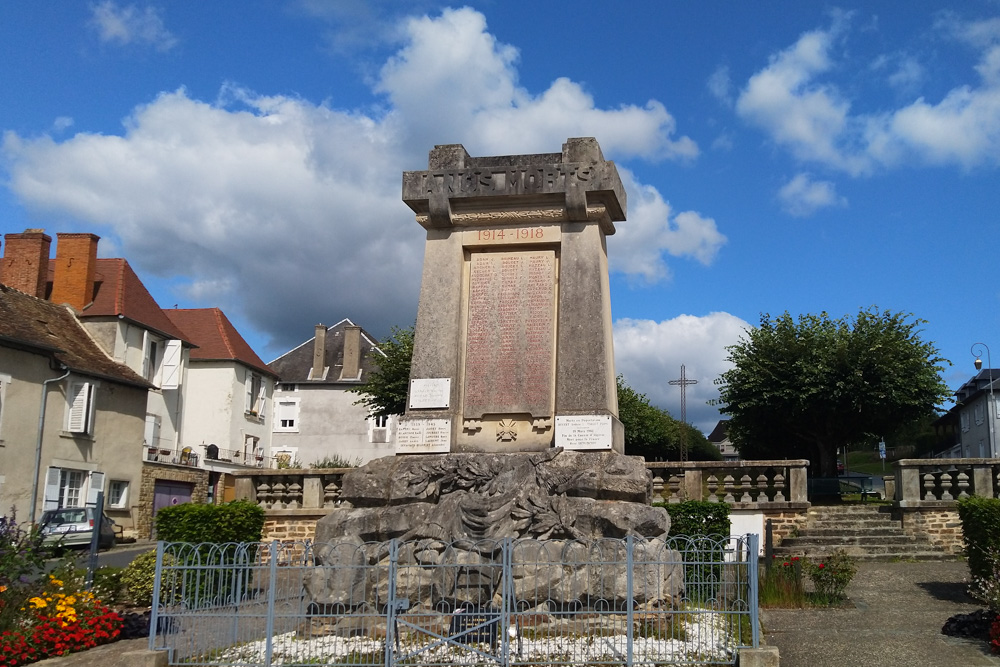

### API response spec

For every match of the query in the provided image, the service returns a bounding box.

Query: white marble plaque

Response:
[395,418,452,454]
[555,415,613,450]
[408,378,451,409]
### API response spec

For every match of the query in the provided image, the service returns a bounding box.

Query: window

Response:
[961,412,971,432]
[108,480,129,508]
[245,371,265,417]
[42,467,99,510]
[274,399,300,432]
[0,372,9,442]
[243,434,260,462]
[368,414,392,443]
[143,334,160,382]
[65,379,98,435]
[975,402,985,426]
[278,383,296,392]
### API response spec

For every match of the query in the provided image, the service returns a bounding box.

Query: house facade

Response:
[0,280,150,532]
[1,229,273,536]
[164,308,277,501]
[269,319,395,466]
[707,419,740,461]
[954,369,1000,458]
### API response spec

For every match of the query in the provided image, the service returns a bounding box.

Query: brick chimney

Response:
[51,233,100,311]
[310,324,327,380]
[1,229,52,298]
[340,325,362,380]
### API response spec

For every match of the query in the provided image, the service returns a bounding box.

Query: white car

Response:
[39,507,117,550]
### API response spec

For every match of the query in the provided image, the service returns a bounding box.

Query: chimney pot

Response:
[310,324,327,380]
[340,325,362,380]
[1,229,52,298]
[51,233,100,311]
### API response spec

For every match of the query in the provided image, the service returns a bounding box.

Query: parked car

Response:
[39,507,117,550]
[837,460,845,474]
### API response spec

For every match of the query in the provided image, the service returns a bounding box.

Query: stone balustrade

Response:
[233,467,349,510]
[646,459,810,509]
[893,458,1000,506]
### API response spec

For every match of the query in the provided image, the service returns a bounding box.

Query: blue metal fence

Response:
[149,534,759,666]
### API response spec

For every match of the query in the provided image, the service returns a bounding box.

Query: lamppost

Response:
[972,343,995,458]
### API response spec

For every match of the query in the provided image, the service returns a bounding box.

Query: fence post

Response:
[384,539,399,667]
[748,533,760,648]
[764,519,773,570]
[500,538,512,666]
[626,534,634,667]
[264,541,278,667]
[148,541,166,652]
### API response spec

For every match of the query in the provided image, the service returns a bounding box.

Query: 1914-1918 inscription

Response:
[464,250,555,419]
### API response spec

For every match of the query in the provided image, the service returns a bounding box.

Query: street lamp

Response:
[972,343,995,458]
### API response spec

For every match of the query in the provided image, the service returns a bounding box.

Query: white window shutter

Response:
[160,340,182,389]
[87,472,105,507]
[144,414,161,448]
[67,381,91,433]
[257,379,267,417]
[43,467,61,510]
[141,330,151,379]
[245,371,253,412]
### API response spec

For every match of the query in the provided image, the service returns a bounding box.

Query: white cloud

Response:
[613,312,752,433]
[3,7,712,354]
[609,170,727,282]
[736,15,1000,174]
[89,1,177,52]
[778,173,846,217]
[707,65,733,106]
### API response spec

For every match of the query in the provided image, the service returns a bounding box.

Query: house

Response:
[268,319,394,466]
[163,307,278,500]
[1,229,274,536]
[707,419,740,461]
[953,369,999,458]
[0,281,150,532]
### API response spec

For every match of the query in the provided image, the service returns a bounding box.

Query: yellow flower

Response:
[48,577,63,587]
[29,596,47,608]
[0,584,7,593]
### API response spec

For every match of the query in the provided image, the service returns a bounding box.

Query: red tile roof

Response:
[0,283,151,388]
[164,308,276,378]
[82,259,192,343]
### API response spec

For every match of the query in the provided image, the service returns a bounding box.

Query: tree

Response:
[617,375,721,461]
[714,309,951,477]
[349,325,414,419]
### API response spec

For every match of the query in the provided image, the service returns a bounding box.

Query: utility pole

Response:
[669,365,698,461]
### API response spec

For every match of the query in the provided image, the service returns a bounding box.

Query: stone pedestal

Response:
[400,137,626,453]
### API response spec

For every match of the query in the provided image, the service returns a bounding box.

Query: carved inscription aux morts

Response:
[464,250,555,419]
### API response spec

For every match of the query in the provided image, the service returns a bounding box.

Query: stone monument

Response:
[307,140,681,615]
[397,137,626,454]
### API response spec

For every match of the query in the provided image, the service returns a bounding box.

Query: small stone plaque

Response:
[395,418,452,454]
[555,415,613,450]
[409,378,451,409]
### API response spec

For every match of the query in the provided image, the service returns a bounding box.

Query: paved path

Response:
[763,560,1000,666]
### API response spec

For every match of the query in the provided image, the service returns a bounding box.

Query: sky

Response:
[2,1,999,434]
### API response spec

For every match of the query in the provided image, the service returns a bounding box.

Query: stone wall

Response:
[136,463,209,539]
[899,507,966,556]
[763,510,811,546]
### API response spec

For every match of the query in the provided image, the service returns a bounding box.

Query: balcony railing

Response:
[143,443,276,469]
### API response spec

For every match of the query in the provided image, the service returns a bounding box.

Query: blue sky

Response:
[2,2,999,433]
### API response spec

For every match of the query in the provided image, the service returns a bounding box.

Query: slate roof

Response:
[268,318,383,384]
[0,283,152,388]
[164,308,276,378]
[707,419,729,443]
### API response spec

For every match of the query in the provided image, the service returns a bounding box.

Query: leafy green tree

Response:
[349,325,414,419]
[714,308,951,477]
[617,375,721,461]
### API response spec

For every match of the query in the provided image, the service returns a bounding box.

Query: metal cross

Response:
[668,365,698,461]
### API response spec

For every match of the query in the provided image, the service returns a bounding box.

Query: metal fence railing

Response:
[149,534,759,666]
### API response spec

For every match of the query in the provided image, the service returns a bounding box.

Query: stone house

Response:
[268,319,395,466]
[163,307,278,501]
[0,281,150,532]
[707,419,740,461]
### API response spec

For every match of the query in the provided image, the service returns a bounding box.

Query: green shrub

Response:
[309,455,361,468]
[958,497,1000,580]
[121,550,177,607]
[154,499,265,544]
[663,501,731,538]
[805,549,857,602]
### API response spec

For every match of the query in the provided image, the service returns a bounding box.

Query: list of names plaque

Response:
[464,250,555,418]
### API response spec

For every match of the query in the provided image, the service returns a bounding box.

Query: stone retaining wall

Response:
[899,507,966,556]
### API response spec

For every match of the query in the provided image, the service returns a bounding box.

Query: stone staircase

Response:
[770,504,953,561]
